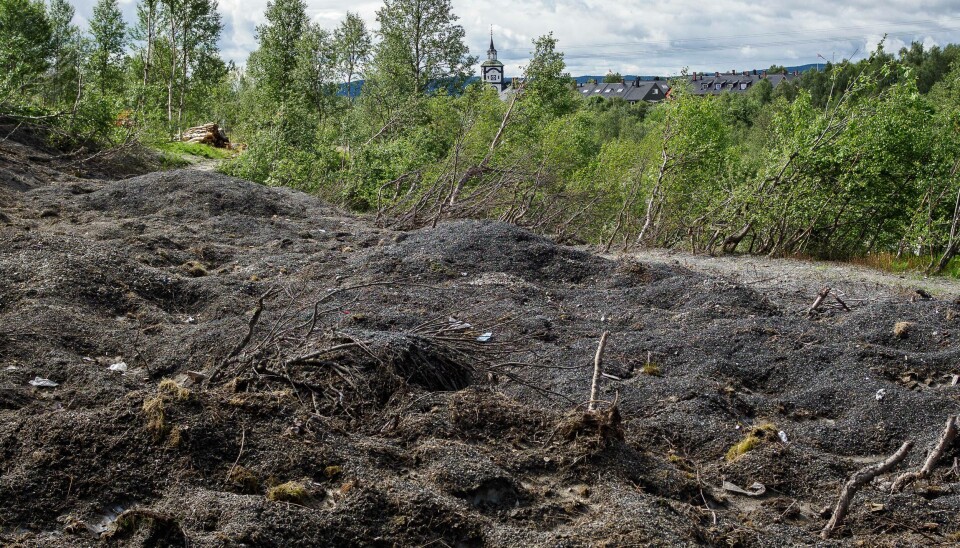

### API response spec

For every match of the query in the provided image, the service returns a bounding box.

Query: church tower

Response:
[481,28,505,91]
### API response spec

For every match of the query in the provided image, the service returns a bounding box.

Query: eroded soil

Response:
[1,136,959,546]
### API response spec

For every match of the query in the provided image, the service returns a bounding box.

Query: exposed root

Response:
[821,440,914,539]
[892,416,959,492]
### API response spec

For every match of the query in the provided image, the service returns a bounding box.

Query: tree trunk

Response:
[177,22,190,135]
[167,13,177,126]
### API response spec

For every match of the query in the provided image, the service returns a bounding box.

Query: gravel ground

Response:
[1,141,959,546]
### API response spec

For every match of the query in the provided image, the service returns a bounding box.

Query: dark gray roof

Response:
[686,71,798,95]
[576,80,669,103]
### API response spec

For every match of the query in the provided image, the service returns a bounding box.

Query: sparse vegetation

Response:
[266,481,308,503]
[725,424,777,461]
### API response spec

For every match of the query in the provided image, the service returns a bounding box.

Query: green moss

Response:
[324,465,343,478]
[725,423,777,461]
[266,481,308,503]
[181,260,209,277]
[227,466,260,493]
[642,361,661,376]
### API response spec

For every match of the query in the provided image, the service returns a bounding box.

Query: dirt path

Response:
[618,248,960,309]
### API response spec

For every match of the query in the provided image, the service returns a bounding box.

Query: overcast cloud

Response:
[70,0,960,77]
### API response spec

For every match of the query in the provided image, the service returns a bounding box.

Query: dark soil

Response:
[1,143,959,546]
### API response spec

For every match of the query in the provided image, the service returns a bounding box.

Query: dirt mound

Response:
[2,157,960,546]
[79,169,315,220]
[357,219,615,284]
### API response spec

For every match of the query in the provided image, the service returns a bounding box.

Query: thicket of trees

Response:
[0,0,225,144]
[3,0,960,271]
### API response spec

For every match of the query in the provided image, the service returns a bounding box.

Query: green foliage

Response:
[334,12,371,94]
[0,0,52,111]
[153,140,233,159]
[602,72,622,83]
[370,0,476,98]
[250,0,309,106]
[89,0,126,95]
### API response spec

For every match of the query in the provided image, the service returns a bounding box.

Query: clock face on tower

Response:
[489,72,500,82]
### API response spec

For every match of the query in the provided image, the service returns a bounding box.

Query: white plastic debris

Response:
[184,316,196,324]
[722,481,767,497]
[108,362,128,373]
[476,332,493,342]
[778,430,789,443]
[5,365,18,371]
[446,317,472,331]
[875,388,887,401]
[29,377,58,388]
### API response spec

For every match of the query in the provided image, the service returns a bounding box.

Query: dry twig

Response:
[588,332,610,412]
[892,416,958,492]
[821,440,914,539]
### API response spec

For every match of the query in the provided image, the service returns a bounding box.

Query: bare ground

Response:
[1,135,959,547]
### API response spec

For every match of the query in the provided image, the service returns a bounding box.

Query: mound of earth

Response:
[1,152,959,546]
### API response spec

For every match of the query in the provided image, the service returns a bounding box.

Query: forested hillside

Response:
[3,0,960,272]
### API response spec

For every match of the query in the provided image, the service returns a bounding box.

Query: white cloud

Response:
[67,0,960,76]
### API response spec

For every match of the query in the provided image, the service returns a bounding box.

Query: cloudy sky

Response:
[71,0,960,77]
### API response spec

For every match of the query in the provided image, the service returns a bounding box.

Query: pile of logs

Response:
[181,123,230,148]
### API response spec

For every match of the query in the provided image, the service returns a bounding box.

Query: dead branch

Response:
[821,440,914,539]
[588,331,610,412]
[892,416,958,492]
[807,286,832,316]
[226,288,274,361]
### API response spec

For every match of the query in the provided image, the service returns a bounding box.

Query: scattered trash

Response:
[29,377,58,388]
[108,362,128,373]
[91,501,131,535]
[868,503,886,513]
[876,388,887,401]
[476,332,493,342]
[82,357,94,362]
[722,481,767,497]
[951,375,959,387]
[778,430,789,443]
[184,316,196,324]
[446,317,472,331]
[5,365,18,371]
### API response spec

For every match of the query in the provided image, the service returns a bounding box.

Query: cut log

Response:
[180,123,230,148]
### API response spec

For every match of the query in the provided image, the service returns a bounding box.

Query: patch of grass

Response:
[181,260,208,277]
[152,140,234,160]
[143,380,192,442]
[893,321,914,339]
[266,481,308,503]
[849,253,960,279]
[142,396,167,441]
[725,423,777,462]
[641,361,661,376]
[158,378,191,401]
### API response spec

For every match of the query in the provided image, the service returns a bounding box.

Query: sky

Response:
[70,0,960,77]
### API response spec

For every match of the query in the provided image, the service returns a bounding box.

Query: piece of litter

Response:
[108,362,128,373]
[476,332,493,342]
[184,316,196,324]
[446,317,472,331]
[5,365,18,371]
[876,388,887,401]
[29,377,58,388]
[722,481,766,497]
[778,431,789,443]
[951,375,959,387]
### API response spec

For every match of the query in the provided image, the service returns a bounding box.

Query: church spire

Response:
[487,26,497,61]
